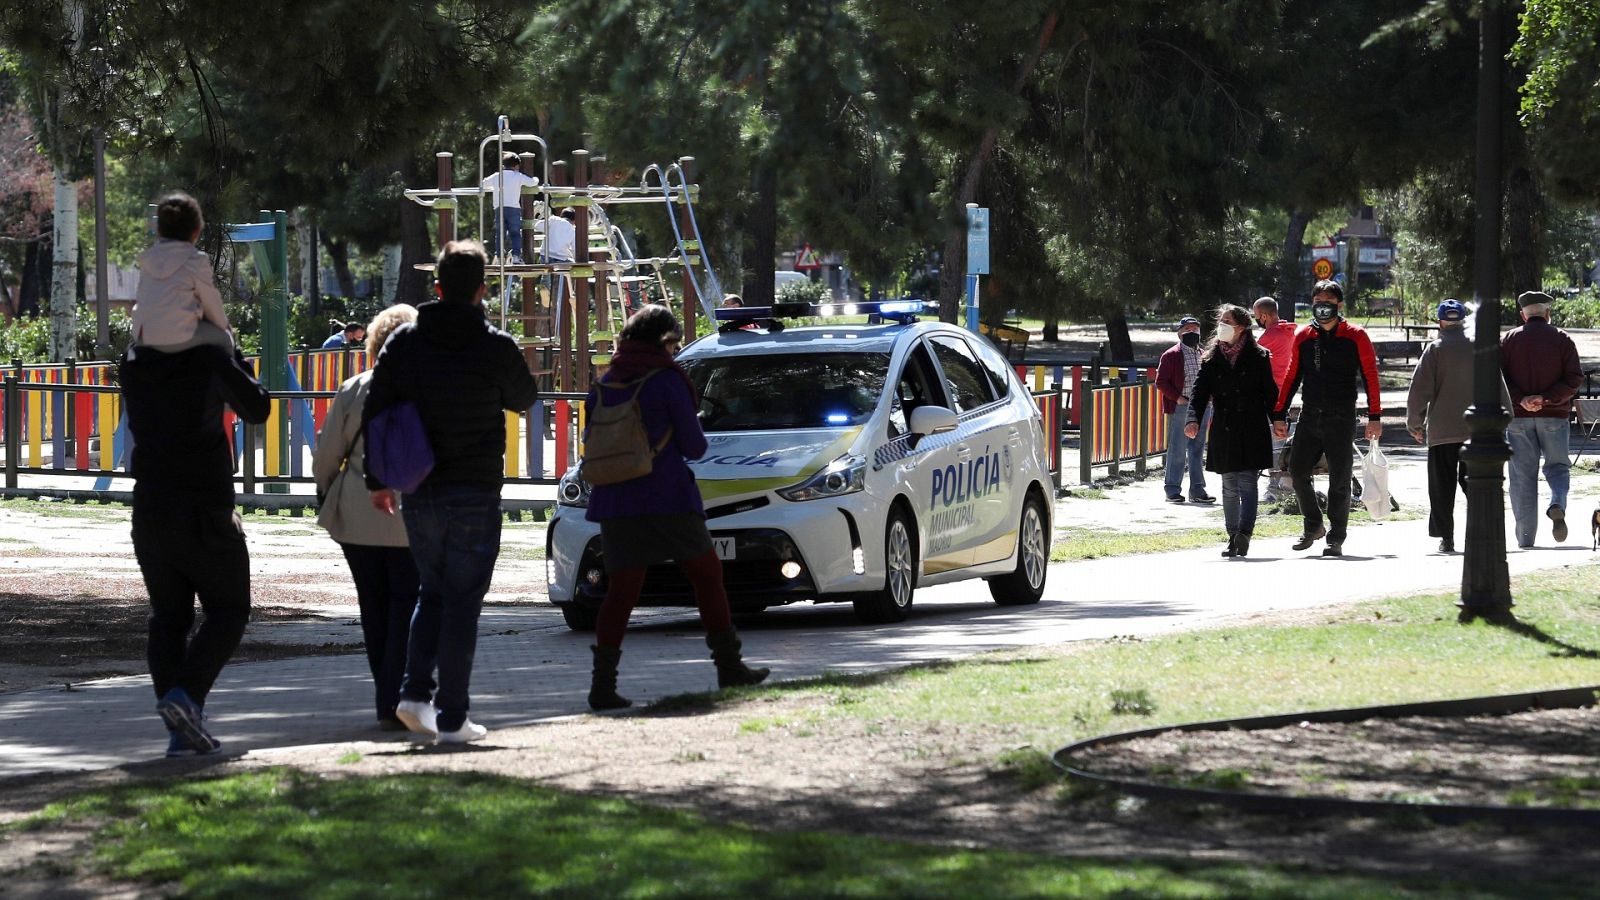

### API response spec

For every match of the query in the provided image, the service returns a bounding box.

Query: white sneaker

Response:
[394,699,438,737]
[437,719,488,744]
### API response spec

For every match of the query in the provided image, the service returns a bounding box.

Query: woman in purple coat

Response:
[583,305,770,710]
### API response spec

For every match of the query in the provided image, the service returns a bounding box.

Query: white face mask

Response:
[1215,323,1238,344]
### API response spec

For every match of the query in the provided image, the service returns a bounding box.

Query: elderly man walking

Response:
[1155,316,1214,504]
[1500,291,1583,548]
[1406,300,1510,554]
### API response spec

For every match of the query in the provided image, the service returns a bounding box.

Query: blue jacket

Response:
[584,370,708,521]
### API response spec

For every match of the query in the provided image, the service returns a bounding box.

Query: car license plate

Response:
[713,537,737,560]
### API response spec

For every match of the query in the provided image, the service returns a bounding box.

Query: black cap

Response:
[1517,290,1554,308]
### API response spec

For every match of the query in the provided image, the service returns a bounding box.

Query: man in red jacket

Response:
[1500,291,1583,548]
[1271,280,1383,556]
[1253,296,1298,502]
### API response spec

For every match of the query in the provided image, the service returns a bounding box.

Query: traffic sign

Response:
[966,206,990,275]
[795,244,822,271]
[1312,258,1334,280]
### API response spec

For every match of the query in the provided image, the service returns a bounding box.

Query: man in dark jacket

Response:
[1406,300,1512,554]
[1271,279,1383,556]
[364,239,537,744]
[122,341,270,756]
[1500,291,1583,548]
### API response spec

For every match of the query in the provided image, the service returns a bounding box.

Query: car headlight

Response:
[776,454,866,502]
[557,467,590,507]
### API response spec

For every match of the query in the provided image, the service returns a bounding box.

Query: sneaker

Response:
[157,688,220,755]
[1189,493,1216,504]
[1548,506,1567,542]
[508,254,525,266]
[395,698,439,737]
[1291,526,1326,551]
[165,728,222,758]
[1165,494,1186,504]
[1438,539,1455,554]
[1322,543,1343,557]
[437,720,488,744]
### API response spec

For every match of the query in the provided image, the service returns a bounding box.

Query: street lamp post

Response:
[1459,0,1513,622]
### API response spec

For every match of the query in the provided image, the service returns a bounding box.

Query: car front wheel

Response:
[989,492,1047,605]
[559,602,599,631]
[853,507,917,624]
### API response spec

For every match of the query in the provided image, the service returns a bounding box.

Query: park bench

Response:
[1370,340,1425,365]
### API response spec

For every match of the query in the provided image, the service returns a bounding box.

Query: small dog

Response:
[1591,506,1600,551]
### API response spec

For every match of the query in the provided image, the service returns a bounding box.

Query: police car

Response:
[547,300,1053,628]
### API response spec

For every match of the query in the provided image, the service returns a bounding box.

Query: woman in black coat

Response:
[1185,304,1278,557]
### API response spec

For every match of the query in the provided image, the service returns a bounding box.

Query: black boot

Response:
[706,630,770,689]
[1221,533,1236,558]
[588,645,631,711]
[1234,532,1251,558]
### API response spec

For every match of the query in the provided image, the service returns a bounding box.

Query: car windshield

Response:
[685,352,889,432]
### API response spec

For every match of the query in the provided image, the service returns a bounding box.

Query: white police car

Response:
[547,301,1053,628]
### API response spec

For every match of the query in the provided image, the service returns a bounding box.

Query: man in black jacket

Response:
[364,239,538,744]
[1271,279,1384,557]
[122,341,271,756]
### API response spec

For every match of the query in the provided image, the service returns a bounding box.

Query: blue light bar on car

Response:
[711,299,931,323]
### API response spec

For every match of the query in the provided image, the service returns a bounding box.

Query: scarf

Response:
[1220,339,1245,366]
[602,339,697,397]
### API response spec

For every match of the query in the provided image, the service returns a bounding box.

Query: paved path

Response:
[2,488,1591,779]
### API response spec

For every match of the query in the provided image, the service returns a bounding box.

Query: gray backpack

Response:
[580,369,674,486]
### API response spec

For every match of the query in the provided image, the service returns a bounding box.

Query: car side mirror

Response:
[909,406,959,439]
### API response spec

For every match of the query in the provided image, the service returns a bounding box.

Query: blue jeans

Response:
[399,483,503,732]
[1220,471,1259,537]
[1164,403,1210,498]
[488,207,523,258]
[1506,417,1570,547]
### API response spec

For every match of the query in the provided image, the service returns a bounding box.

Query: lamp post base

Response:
[1458,406,1513,621]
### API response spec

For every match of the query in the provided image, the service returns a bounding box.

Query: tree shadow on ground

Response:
[1488,616,1600,660]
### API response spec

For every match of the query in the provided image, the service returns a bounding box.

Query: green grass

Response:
[0,497,128,520]
[496,543,547,561]
[713,564,1600,758]
[14,769,1541,899]
[1050,503,1420,561]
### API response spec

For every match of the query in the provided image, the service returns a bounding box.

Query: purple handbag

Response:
[367,401,435,494]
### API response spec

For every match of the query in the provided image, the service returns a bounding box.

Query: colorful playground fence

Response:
[1077,373,1167,484]
[3,374,594,496]
[3,370,1068,500]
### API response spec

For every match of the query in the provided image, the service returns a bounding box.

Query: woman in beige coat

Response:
[312,304,418,729]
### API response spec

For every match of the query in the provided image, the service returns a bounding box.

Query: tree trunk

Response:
[397,197,432,306]
[19,237,45,317]
[296,209,318,312]
[1505,164,1541,294]
[321,233,357,299]
[741,161,778,308]
[1278,208,1312,313]
[1042,317,1059,343]
[937,13,1060,323]
[1104,309,1134,363]
[49,171,78,362]
[381,242,402,307]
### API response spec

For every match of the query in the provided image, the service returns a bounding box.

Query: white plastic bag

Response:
[1360,439,1391,520]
